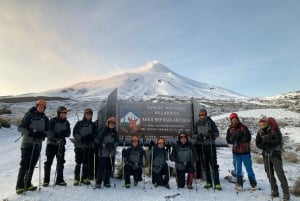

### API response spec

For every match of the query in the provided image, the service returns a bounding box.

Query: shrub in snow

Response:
[283,152,299,163]
[292,177,300,196]
[0,117,10,128]
[0,107,12,115]
[252,154,264,164]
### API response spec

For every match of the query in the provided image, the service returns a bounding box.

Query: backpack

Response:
[267,117,280,134]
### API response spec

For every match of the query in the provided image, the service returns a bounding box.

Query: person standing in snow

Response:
[255,116,290,201]
[94,116,119,188]
[193,108,222,190]
[150,137,170,188]
[123,135,146,188]
[16,99,49,194]
[43,106,71,187]
[226,112,257,192]
[72,108,97,186]
[170,131,197,189]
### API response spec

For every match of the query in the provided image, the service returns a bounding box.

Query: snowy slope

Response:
[1,105,300,201]
[30,61,245,100]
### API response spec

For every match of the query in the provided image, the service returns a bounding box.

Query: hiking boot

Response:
[134,181,138,186]
[234,185,243,192]
[82,179,91,185]
[164,184,170,189]
[73,179,80,186]
[249,185,256,191]
[215,184,222,190]
[283,194,290,201]
[27,185,37,191]
[104,183,111,188]
[271,191,279,197]
[95,184,101,189]
[204,183,212,189]
[56,180,67,186]
[187,184,193,189]
[16,188,25,194]
[42,182,49,187]
[125,183,130,188]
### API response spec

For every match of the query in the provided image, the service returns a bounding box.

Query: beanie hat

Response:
[178,131,187,141]
[259,115,268,123]
[84,108,93,115]
[131,135,139,142]
[157,137,165,144]
[36,99,46,108]
[57,106,67,116]
[229,112,238,119]
[199,108,207,115]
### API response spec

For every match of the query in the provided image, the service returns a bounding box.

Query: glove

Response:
[197,134,204,141]
[81,135,93,143]
[262,135,272,142]
[105,143,114,149]
[28,129,46,139]
[59,130,69,137]
[149,140,155,149]
[28,129,37,137]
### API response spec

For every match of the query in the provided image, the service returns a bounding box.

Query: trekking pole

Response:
[38,148,41,192]
[14,135,22,142]
[122,134,126,181]
[110,153,116,188]
[93,147,96,189]
[167,145,170,184]
[86,145,91,188]
[24,140,36,194]
[150,145,154,181]
[142,135,146,190]
[235,152,238,195]
[79,147,86,186]
[53,140,63,188]
[268,153,273,201]
[201,143,207,190]
[209,139,215,193]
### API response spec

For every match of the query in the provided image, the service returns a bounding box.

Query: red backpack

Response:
[267,117,280,134]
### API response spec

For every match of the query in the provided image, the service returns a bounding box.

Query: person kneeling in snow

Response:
[123,135,146,188]
[170,131,197,189]
[150,137,170,189]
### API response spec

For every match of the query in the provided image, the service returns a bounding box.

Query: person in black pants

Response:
[43,106,71,187]
[94,116,119,188]
[16,99,49,194]
[170,131,197,189]
[73,108,97,186]
[123,135,146,188]
[151,137,170,188]
[193,108,222,190]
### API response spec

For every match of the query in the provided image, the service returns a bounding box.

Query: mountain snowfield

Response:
[1,104,300,201]
[32,61,245,100]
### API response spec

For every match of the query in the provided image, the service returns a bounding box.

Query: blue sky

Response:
[0,0,299,97]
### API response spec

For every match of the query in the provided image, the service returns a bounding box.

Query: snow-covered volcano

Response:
[37,61,245,100]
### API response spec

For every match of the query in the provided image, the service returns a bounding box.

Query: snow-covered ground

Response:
[1,106,300,201]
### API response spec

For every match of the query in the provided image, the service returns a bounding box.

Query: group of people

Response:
[15,99,290,201]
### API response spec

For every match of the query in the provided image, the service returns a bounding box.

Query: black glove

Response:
[59,130,69,138]
[208,131,214,138]
[28,129,37,137]
[165,142,171,152]
[197,134,204,141]
[81,135,93,143]
[28,129,46,139]
[105,143,114,149]
[149,140,155,149]
[262,135,272,142]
